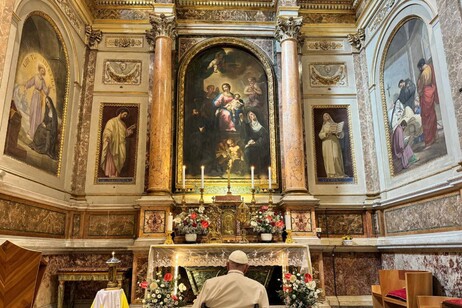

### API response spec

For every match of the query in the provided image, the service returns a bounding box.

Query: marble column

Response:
[275,16,308,194]
[146,14,177,195]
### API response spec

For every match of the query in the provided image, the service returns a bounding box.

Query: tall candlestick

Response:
[268,166,272,190]
[201,165,205,189]
[251,166,255,189]
[182,165,186,189]
[285,211,292,230]
[166,212,173,232]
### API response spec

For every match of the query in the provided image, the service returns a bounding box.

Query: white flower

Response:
[179,283,187,292]
[306,281,316,290]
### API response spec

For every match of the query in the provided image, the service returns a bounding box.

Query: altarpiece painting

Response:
[4,12,69,175]
[381,17,447,176]
[177,39,277,190]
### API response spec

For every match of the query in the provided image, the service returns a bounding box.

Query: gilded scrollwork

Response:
[274,16,303,43]
[146,13,177,46]
[85,25,102,48]
[347,28,365,50]
[105,36,144,48]
[306,41,344,51]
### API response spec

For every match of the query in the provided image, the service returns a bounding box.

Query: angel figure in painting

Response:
[318,112,346,178]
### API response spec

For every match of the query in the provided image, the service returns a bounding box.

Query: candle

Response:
[201,165,205,189]
[251,166,255,189]
[285,211,292,230]
[166,212,173,232]
[268,166,272,190]
[182,165,186,189]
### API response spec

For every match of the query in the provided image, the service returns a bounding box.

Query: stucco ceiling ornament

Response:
[85,25,102,48]
[347,28,365,50]
[274,16,303,43]
[146,13,178,46]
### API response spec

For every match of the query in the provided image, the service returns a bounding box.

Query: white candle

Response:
[285,211,292,230]
[251,166,255,189]
[268,166,272,190]
[182,165,186,189]
[166,212,173,232]
[201,165,205,189]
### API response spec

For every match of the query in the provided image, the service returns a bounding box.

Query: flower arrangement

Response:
[142,272,187,307]
[173,206,210,235]
[342,235,353,240]
[250,205,284,234]
[278,271,322,308]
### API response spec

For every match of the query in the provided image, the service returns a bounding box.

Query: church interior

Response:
[0,0,461,306]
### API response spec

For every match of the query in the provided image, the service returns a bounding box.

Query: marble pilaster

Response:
[275,16,308,195]
[71,50,98,198]
[146,14,177,195]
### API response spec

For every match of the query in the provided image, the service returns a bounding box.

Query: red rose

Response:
[139,281,148,289]
[284,273,292,280]
[164,273,173,282]
[192,223,197,227]
[276,220,284,228]
[191,212,197,219]
[266,215,273,221]
[304,273,313,282]
[283,285,292,292]
[201,220,209,228]
[171,294,178,301]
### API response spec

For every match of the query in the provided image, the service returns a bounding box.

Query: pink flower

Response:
[139,281,148,289]
[164,273,173,282]
[304,273,313,282]
[284,273,292,280]
[276,220,284,228]
[261,205,269,211]
[266,215,273,221]
[190,212,197,219]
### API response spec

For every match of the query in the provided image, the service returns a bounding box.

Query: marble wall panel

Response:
[87,212,136,237]
[436,0,462,149]
[323,252,381,296]
[382,252,462,297]
[72,213,81,238]
[0,198,66,237]
[0,0,14,86]
[316,212,364,236]
[384,194,462,234]
[35,252,133,307]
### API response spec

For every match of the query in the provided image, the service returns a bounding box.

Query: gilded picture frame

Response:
[5,11,69,176]
[380,16,447,176]
[176,38,278,192]
[312,105,356,184]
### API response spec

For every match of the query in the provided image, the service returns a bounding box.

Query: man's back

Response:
[192,270,269,308]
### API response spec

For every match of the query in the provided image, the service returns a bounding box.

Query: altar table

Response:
[147,243,312,280]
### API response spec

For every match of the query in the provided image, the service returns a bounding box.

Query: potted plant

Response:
[250,205,284,242]
[141,271,187,307]
[342,235,353,245]
[278,271,322,308]
[173,206,209,242]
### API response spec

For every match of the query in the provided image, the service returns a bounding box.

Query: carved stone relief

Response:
[105,36,144,48]
[306,41,344,51]
[309,63,347,87]
[55,0,83,31]
[368,0,397,36]
[176,8,275,22]
[103,60,142,85]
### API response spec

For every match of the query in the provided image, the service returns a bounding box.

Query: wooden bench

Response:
[418,296,461,308]
[372,270,433,308]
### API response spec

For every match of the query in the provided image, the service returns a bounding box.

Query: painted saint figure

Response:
[417,58,439,149]
[392,119,419,173]
[25,63,49,138]
[243,77,263,108]
[29,96,59,159]
[100,108,136,177]
[318,113,346,178]
[244,111,269,176]
[212,83,236,132]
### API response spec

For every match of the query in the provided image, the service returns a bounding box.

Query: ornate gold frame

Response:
[176,37,278,191]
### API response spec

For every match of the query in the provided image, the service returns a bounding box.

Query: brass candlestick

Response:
[181,188,186,211]
[268,188,273,206]
[199,187,204,204]
[251,188,256,204]
[285,230,294,243]
[164,231,174,245]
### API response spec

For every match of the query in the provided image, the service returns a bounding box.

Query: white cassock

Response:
[192,270,270,308]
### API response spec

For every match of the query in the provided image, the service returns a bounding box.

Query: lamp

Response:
[106,251,121,289]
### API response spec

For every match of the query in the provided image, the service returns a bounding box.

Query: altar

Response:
[147,243,312,296]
